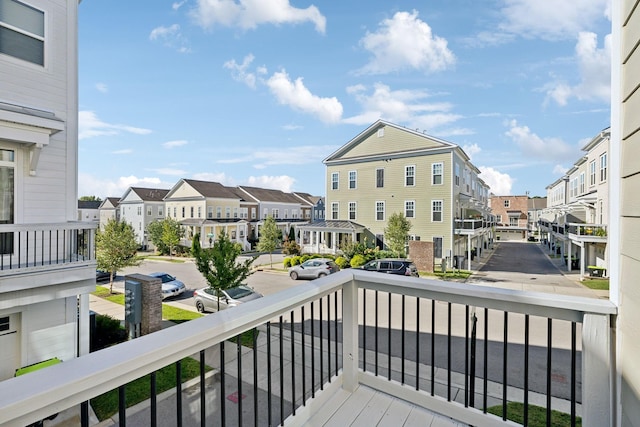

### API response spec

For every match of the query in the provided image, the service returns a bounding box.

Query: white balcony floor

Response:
[304,384,464,427]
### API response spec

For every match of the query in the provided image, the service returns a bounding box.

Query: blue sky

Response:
[77,0,612,199]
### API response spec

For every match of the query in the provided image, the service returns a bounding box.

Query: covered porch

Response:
[296,220,367,255]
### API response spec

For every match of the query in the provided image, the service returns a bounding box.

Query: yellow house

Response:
[307,120,492,269]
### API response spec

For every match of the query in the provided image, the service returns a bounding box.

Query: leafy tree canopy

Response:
[96,219,141,292]
[191,231,254,309]
[147,217,184,255]
[79,195,102,202]
[257,216,281,268]
[384,212,412,257]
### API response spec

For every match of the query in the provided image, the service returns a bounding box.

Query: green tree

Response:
[191,230,255,311]
[96,219,141,293]
[257,216,280,268]
[79,195,102,202]
[288,226,296,242]
[147,217,184,255]
[384,212,412,257]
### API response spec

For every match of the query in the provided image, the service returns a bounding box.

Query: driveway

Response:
[468,241,597,298]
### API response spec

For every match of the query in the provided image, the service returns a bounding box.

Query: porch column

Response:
[582,313,613,426]
[342,278,359,392]
[332,232,337,252]
[580,244,585,280]
[567,240,572,272]
[78,294,90,356]
[467,234,472,271]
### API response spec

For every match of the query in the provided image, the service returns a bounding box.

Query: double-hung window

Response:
[432,162,443,185]
[405,200,415,218]
[376,201,385,221]
[331,172,339,190]
[579,172,585,194]
[405,165,415,186]
[331,202,339,220]
[0,0,45,66]
[348,171,357,189]
[589,160,596,186]
[432,200,443,222]
[455,164,460,186]
[348,202,356,220]
[600,153,607,182]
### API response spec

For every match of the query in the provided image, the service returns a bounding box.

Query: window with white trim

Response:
[190,206,194,217]
[455,163,460,186]
[405,200,415,218]
[600,153,607,182]
[197,206,202,218]
[0,0,44,66]
[432,162,443,185]
[263,208,268,219]
[272,208,278,219]
[158,206,164,216]
[405,165,415,186]
[579,172,585,194]
[432,200,443,222]
[216,207,222,218]
[504,200,510,208]
[348,170,357,189]
[147,206,152,216]
[226,207,231,218]
[207,207,213,219]
[331,202,339,220]
[376,201,385,221]
[233,207,238,218]
[0,149,15,255]
[331,172,339,190]
[589,160,596,186]
[348,202,356,220]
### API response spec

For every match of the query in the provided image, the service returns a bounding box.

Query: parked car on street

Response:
[193,285,263,313]
[148,272,186,299]
[288,258,340,280]
[360,259,419,277]
[96,269,111,282]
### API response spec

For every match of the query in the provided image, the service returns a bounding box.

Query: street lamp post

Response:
[207,232,214,247]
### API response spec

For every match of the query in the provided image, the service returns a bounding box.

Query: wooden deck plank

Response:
[350,390,393,427]
[376,398,412,427]
[403,405,437,426]
[303,387,352,427]
[323,386,376,427]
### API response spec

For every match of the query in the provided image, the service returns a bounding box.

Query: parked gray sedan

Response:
[288,258,340,280]
[193,285,263,313]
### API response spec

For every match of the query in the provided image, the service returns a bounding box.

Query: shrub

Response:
[300,254,311,263]
[93,314,127,352]
[283,257,292,268]
[282,240,301,256]
[290,256,301,266]
[350,254,367,268]
[335,256,348,269]
[376,250,396,259]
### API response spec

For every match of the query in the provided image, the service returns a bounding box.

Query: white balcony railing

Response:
[0,221,97,274]
[0,270,616,427]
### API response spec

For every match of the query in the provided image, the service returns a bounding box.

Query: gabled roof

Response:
[165,179,241,200]
[323,119,461,164]
[78,200,101,209]
[226,186,259,204]
[292,192,322,206]
[237,186,302,204]
[99,197,121,209]
[125,187,169,202]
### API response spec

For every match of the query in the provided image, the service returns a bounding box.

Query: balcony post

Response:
[342,278,359,392]
[582,313,613,426]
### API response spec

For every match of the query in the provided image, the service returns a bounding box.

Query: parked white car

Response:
[148,272,186,299]
[193,285,263,313]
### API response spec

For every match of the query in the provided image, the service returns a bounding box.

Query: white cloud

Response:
[553,164,569,174]
[497,0,610,40]
[505,119,580,162]
[282,123,302,131]
[148,168,188,176]
[246,175,296,192]
[96,83,108,93]
[149,24,191,53]
[172,1,187,10]
[163,140,188,149]
[189,0,326,33]
[343,83,465,133]
[112,149,132,154]
[217,145,338,169]
[358,10,455,75]
[463,143,481,160]
[223,54,258,88]
[545,32,611,106]
[266,70,343,124]
[77,173,171,199]
[192,171,233,184]
[79,111,152,140]
[479,166,514,196]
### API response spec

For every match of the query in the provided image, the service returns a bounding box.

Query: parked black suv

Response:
[361,258,419,277]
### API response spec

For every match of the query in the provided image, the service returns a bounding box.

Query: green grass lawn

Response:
[423,270,472,280]
[582,278,609,290]
[90,357,210,421]
[488,402,581,427]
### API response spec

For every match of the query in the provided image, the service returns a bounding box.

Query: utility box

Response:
[125,273,162,337]
[125,280,143,338]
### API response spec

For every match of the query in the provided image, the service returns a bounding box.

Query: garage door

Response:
[0,314,20,380]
